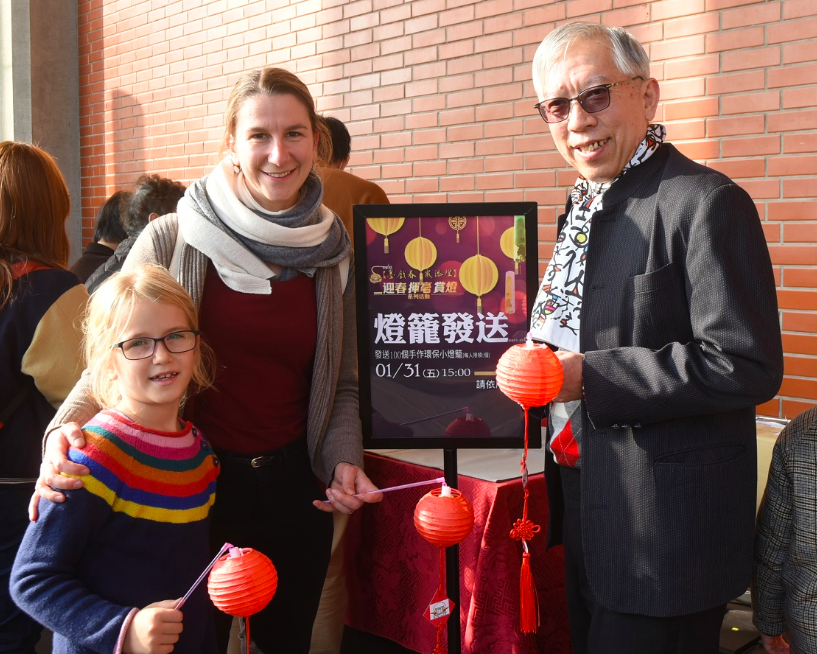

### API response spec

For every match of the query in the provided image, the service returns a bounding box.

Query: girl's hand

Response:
[313,462,383,514]
[123,600,183,654]
[760,632,790,654]
[29,423,90,521]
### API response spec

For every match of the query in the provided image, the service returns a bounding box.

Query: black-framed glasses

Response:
[114,330,200,360]
[534,77,644,123]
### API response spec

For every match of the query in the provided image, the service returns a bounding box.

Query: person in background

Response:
[0,141,88,654]
[309,115,389,654]
[86,174,186,293]
[34,67,381,654]
[318,115,388,243]
[69,190,130,283]
[529,22,783,654]
[753,406,817,654]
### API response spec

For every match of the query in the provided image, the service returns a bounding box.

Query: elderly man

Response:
[529,22,783,654]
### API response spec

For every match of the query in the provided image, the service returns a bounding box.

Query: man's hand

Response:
[123,600,183,654]
[553,351,584,402]
[760,633,790,654]
[28,422,89,521]
[313,462,383,514]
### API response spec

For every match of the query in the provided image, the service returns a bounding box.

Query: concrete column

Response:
[0,0,81,262]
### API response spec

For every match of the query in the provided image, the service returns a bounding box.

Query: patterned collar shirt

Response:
[530,124,666,468]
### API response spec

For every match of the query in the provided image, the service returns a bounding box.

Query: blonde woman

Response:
[35,68,381,654]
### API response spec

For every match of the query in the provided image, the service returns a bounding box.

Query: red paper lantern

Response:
[208,547,277,617]
[495,337,563,635]
[414,487,475,548]
[495,340,563,408]
[208,546,278,654]
[414,487,475,654]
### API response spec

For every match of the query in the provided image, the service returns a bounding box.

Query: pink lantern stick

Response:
[320,476,446,504]
[175,542,233,609]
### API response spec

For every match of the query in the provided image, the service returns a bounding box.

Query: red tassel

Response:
[432,626,447,654]
[433,549,448,654]
[519,552,538,634]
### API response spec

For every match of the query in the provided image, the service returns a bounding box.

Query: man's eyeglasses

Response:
[534,77,644,123]
[114,330,200,360]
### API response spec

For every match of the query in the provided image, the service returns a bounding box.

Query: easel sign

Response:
[353,202,541,450]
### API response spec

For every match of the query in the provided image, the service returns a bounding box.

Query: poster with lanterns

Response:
[353,202,541,449]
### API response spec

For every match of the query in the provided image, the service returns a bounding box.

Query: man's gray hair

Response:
[532,22,650,100]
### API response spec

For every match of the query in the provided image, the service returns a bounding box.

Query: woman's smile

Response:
[230,93,318,212]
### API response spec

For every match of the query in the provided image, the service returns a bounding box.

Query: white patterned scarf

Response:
[530,124,665,351]
[531,124,666,468]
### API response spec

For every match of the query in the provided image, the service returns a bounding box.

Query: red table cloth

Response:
[345,452,572,654]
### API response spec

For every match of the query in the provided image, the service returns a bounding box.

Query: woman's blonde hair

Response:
[84,264,215,409]
[0,141,71,309]
[221,67,333,165]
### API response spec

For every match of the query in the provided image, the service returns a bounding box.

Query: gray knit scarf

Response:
[177,159,350,293]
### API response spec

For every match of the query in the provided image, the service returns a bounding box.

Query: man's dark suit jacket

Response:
[545,143,784,618]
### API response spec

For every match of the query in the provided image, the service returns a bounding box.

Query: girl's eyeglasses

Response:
[114,330,200,360]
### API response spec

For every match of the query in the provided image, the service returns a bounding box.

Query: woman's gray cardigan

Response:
[49,214,363,484]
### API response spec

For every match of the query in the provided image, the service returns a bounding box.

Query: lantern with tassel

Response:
[208,547,278,654]
[495,335,563,634]
[459,216,498,313]
[367,217,405,253]
[405,219,437,283]
[414,485,474,654]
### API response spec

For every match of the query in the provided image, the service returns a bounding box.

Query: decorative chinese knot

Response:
[414,485,475,654]
[495,334,563,634]
[208,547,278,654]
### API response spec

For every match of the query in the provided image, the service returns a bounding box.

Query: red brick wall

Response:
[77,0,817,417]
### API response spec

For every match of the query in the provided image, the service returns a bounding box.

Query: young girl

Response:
[12,264,219,654]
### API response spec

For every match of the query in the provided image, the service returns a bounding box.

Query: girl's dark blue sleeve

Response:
[10,487,134,653]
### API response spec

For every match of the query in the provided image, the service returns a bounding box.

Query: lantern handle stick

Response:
[319,477,445,503]
[175,542,233,609]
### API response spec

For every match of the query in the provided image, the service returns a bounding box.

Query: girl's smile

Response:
[110,298,197,432]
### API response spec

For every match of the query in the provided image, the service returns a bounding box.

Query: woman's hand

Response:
[313,462,383,514]
[760,633,790,654]
[123,600,183,654]
[28,423,90,521]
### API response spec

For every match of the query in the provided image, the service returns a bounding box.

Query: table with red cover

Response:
[345,451,572,654]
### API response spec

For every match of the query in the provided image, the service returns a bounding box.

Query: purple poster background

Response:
[362,214,531,443]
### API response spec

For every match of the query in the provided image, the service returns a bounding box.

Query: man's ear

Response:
[148,213,160,222]
[340,156,350,171]
[643,78,660,122]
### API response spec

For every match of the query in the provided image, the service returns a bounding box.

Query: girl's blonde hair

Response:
[84,264,215,409]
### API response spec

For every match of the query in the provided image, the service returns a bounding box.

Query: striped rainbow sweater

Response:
[11,410,220,654]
